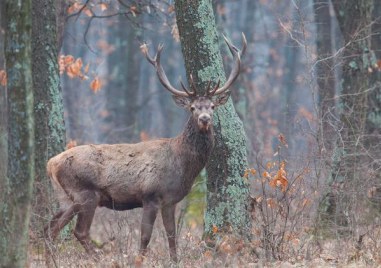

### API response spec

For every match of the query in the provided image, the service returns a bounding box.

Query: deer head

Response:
[143,33,247,132]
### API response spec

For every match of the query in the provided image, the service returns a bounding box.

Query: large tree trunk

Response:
[174,0,251,238]
[320,0,375,229]
[0,0,34,266]
[32,0,66,229]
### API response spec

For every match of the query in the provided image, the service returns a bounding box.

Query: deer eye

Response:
[190,105,196,111]
[211,104,215,110]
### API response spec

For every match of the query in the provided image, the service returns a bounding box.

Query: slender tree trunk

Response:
[175,0,251,238]
[0,1,34,266]
[313,0,336,151]
[0,1,7,194]
[32,0,66,229]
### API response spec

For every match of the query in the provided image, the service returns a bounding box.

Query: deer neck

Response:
[178,116,214,162]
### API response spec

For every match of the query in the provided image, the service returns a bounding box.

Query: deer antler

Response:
[207,33,247,96]
[143,44,196,97]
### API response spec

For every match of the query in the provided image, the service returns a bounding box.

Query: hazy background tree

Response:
[368,0,381,211]
[0,1,6,193]
[319,0,376,230]
[106,13,141,143]
[0,0,34,266]
[313,0,336,152]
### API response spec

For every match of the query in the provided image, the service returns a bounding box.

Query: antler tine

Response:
[188,74,198,96]
[144,43,189,97]
[208,79,221,96]
[204,80,212,96]
[180,79,195,96]
[142,43,156,66]
[212,33,247,96]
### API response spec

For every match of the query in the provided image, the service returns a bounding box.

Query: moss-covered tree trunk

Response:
[319,0,375,229]
[0,0,34,266]
[174,0,251,238]
[31,0,66,229]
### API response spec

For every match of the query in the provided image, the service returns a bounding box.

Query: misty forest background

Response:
[0,0,381,267]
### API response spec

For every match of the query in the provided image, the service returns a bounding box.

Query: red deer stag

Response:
[45,34,246,262]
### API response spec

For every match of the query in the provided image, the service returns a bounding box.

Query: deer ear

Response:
[172,95,191,108]
[213,91,231,107]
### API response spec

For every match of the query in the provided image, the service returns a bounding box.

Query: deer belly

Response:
[98,191,142,210]
[100,201,142,211]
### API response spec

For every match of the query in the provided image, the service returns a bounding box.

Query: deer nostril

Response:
[199,114,211,124]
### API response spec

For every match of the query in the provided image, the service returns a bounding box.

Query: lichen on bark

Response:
[175,0,251,239]
[0,0,35,266]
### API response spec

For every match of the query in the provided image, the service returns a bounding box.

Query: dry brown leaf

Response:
[140,131,150,142]
[167,5,175,13]
[66,140,77,150]
[134,255,144,267]
[84,63,90,74]
[269,161,288,192]
[67,2,83,15]
[139,43,149,56]
[83,8,93,17]
[90,76,102,93]
[99,3,108,11]
[67,58,83,78]
[263,171,271,179]
[278,133,288,147]
[171,24,180,42]
[203,250,213,261]
[64,55,75,65]
[0,70,7,87]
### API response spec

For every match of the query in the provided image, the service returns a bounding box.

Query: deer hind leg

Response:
[45,203,80,241]
[161,204,177,262]
[73,190,99,253]
[139,201,159,257]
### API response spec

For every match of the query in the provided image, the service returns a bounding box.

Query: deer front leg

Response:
[139,201,159,257]
[73,191,99,254]
[161,204,177,262]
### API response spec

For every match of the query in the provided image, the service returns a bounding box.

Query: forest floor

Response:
[29,207,381,268]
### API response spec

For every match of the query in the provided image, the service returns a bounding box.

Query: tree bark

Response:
[0,0,34,266]
[31,0,66,228]
[174,0,251,238]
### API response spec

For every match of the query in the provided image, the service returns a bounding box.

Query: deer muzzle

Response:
[198,113,211,131]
